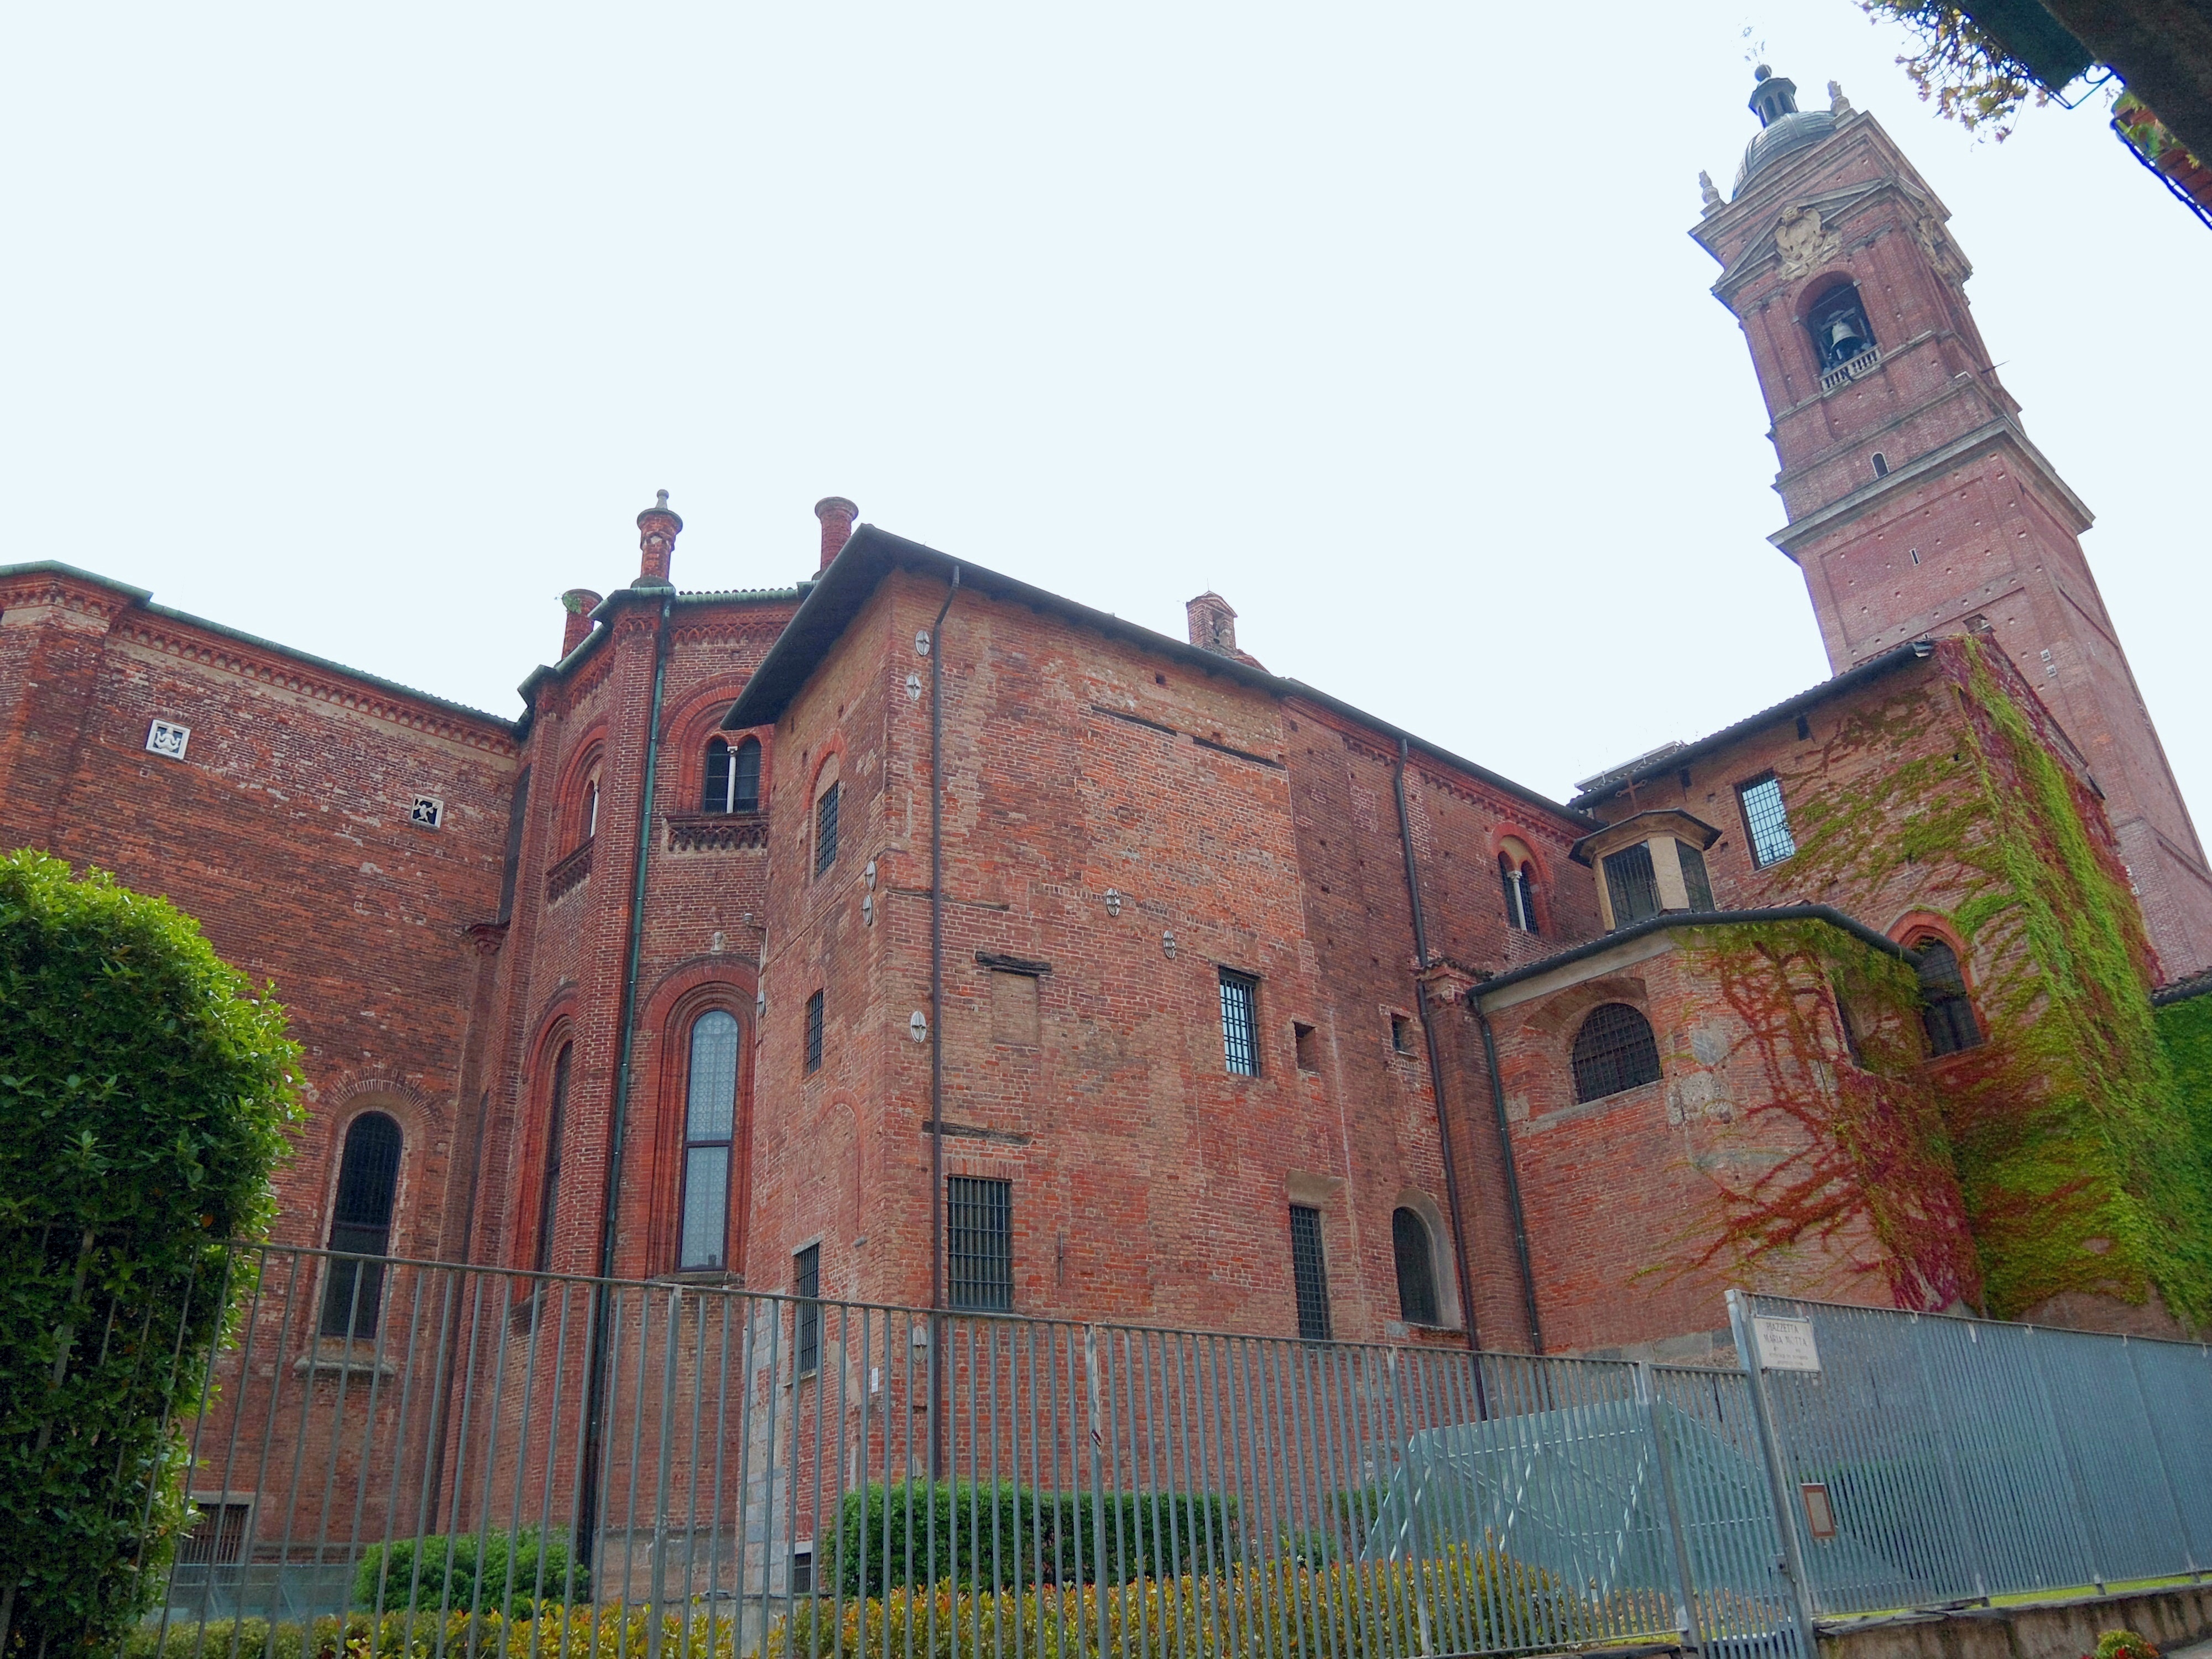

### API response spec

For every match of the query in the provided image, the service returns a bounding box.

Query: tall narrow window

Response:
[1914,940,1984,1056]
[533,1043,571,1275]
[794,1243,821,1377]
[704,736,763,813]
[583,775,601,841]
[678,1010,739,1271]
[804,990,825,1074]
[1738,774,1797,868]
[1392,1207,1439,1327]
[1219,970,1260,1076]
[1500,854,1538,934]
[321,1113,401,1339]
[813,782,841,877]
[1603,842,1661,927]
[1571,1003,1662,1103]
[947,1177,1013,1312]
[1288,1206,1332,1342]
[1678,841,1718,911]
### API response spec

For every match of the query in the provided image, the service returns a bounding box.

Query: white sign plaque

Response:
[1754,1315,1823,1372]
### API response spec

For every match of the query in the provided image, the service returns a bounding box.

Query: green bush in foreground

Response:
[353,1528,589,1623]
[126,1603,735,1659]
[1,852,301,1656]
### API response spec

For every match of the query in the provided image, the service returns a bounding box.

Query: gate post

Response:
[1636,1363,1702,1651]
[1726,1290,1820,1659]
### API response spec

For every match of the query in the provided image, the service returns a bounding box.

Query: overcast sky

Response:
[3,4,2204,816]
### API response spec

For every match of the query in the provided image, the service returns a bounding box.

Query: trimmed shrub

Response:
[353,1529,589,1623]
[125,1603,738,1658]
[1,852,301,1655]
[831,1483,1238,1597]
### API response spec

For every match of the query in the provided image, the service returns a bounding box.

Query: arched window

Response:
[1392,1207,1440,1326]
[1913,940,1983,1056]
[533,1042,571,1275]
[703,735,762,814]
[1499,852,1538,935]
[678,1009,740,1271]
[322,1112,402,1338]
[1571,1004,1662,1103]
[1807,283,1876,372]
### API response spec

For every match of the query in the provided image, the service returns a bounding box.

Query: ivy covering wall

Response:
[1697,638,2212,1327]
[2156,990,2212,1193]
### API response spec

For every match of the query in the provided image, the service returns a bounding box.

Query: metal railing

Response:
[1730,1290,2212,1623]
[137,1245,1795,1659]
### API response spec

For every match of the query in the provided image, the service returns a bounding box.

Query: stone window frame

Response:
[1494,833,1548,936]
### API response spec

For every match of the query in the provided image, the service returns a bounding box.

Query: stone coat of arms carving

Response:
[1775,204,1840,278]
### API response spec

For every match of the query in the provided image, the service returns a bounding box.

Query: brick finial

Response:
[636,490,682,587]
[1186,592,1238,655]
[815,497,858,570]
[559,589,602,658]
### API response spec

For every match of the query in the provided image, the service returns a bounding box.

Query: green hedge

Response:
[831,1483,1238,1597]
[126,1604,735,1658]
[1,852,301,1656]
[353,1528,589,1622]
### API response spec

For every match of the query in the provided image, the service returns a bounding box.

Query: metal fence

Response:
[133,1245,1797,1659]
[1729,1289,2212,1624]
[80,1247,2212,1659]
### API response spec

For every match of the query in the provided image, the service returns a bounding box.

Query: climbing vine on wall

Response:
[1674,920,1979,1313]
[1676,638,2212,1327]
[2156,992,2212,1193]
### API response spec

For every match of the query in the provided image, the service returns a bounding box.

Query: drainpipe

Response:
[1392,738,1482,1359]
[576,588,674,1571]
[926,568,960,1485]
[1473,999,1544,1353]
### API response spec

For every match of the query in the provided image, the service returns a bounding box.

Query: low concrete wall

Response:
[1820,1585,2212,1659]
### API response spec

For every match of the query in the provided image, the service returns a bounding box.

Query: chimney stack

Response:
[815,497,858,570]
[560,589,603,658]
[1186,592,1238,655]
[635,490,682,587]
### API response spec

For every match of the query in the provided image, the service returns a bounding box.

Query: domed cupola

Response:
[1733,66,1839,195]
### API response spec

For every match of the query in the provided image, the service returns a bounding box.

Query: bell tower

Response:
[1693,69,2212,978]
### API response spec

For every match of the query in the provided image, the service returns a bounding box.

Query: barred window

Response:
[532,1042,571,1275]
[794,1243,821,1376]
[1219,970,1260,1076]
[1603,842,1660,927]
[177,1501,253,1566]
[1678,841,1717,911]
[1914,940,1983,1056]
[705,735,763,814]
[804,990,825,1074]
[322,1112,401,1338]
[1392,1207,1439,1327]
[947,1177,1013,1312]
[1288,1205,1332,1342]
[1571,1003,1662,1103]
[1738,774,1797,868]
[678,1010,739,1271]
[813,782,841,877]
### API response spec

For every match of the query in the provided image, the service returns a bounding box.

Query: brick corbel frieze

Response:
[1418,959,1480,1009]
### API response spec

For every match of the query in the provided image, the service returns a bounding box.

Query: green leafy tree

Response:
[0,851,301,1655]
[1859,2,2049,138]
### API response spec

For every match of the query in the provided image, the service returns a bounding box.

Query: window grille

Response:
[533,1042,571,1275]
[178,1500,253,1564]
[794,1243,821,1376]
[814,783,840,876]
[1571,1003,1662,1103]
[1390,1013,1413,1054]
[1914,940,1984,1056]
[947,1177,1013,1312]
[1219,970,1260,1076]
[790,1548,814,1594]
[1738,774,1797,867]
[1392,1207,1439,1326]
[321,1113,401,1338]
[679,1010,739,1270]
[1678,841,1717,911]
[1288,1206,1332,1342]
[804,990,825,1074]
[1603,842,1660,927]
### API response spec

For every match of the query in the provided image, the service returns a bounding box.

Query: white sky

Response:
[3,4,2204,816]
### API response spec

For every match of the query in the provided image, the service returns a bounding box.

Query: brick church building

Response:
[4,67,2208,1397]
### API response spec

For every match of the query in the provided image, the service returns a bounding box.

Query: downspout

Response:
[576,589,674,1571]
[926,568,961,1485]
[1392,738,1482,1359]
[1473,999,1544,1353]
